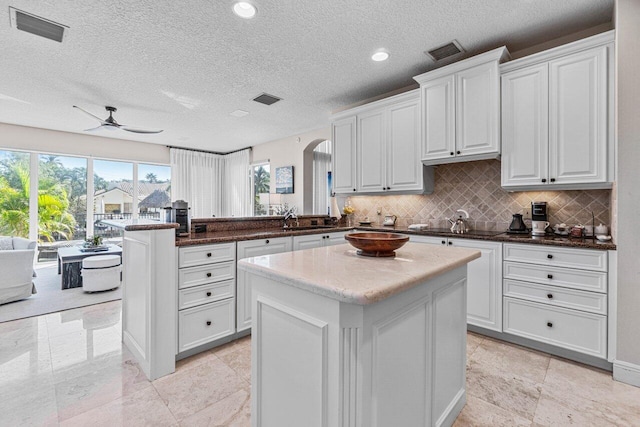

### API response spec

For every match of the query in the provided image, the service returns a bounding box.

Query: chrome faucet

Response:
[283,206,299,228]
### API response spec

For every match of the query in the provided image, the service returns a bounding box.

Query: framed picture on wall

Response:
[275,166,294,194]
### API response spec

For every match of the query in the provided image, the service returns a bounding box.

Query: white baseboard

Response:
[613,360,640,388]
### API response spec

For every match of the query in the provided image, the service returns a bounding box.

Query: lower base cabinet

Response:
[178,298,235,353]
[410,235,503,332]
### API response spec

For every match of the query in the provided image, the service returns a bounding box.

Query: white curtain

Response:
[170,148,224,218]
[222,149,251,217]
[170,147,251,218]
[312,140,332,215]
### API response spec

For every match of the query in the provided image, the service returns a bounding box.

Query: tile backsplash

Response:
[342,160,611,231]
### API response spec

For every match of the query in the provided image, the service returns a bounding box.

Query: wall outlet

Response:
[522,206,531,218]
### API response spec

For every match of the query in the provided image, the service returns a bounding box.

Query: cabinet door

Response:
[292,234,324,251]
[456,61,500,157]
[501,64,549,187]
[387,99,423,192]
[449,238,503,332]
[236,237,293,332]
[324,231,348,246]
[357,109,386,192]
[421,75,455,161]
[332,116,357,193]
[409,235,446,246]
[549,46,608,185]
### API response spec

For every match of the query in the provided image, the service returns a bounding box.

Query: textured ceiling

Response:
[0,0,613,152]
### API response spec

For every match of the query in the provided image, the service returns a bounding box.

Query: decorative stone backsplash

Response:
[343,160,611,231]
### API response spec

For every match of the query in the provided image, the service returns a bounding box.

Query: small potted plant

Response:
[84,235,103,248]
[343,204,355,227]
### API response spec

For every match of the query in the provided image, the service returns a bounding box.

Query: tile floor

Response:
[2,301,639,426]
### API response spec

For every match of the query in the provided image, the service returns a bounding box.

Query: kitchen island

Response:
[238,242,481,427]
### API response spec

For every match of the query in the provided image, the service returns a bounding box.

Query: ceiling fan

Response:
[73,105,163,134]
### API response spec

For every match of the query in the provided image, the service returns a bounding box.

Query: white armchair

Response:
[0,236,37,305]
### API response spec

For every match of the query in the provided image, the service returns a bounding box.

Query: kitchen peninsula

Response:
[238,242,480,427]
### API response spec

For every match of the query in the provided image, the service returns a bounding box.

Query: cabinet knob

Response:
[541,179,547,183]
[206,321,212,326]
[546,322,553,328]
[547,293,553,299]
[547,254,553,259]
[266,239,270,244]
[448,241,453,245]
[206,291,212,297]
[353,189,356,191]
[547,274,553,279]
[441,240,446,245]
[550,178,556,183]
[450,152,454,156]
[206,252,212,257]
[387,186,391,190]
[456,151,461,155]
[206,272,212,278]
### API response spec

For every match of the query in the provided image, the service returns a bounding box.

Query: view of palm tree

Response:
[253,164,270,215]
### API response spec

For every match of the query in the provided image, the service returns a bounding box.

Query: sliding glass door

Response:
[0,150,31,238]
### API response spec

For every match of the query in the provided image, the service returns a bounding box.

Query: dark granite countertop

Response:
[100,219,179,232]
[175,224,615,250]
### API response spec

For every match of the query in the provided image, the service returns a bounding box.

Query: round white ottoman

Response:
[81,254,122,292]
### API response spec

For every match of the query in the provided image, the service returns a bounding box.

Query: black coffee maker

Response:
[165,200,191,236]
[508,213,529,234]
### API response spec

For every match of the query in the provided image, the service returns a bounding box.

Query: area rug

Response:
[0,264,122,323]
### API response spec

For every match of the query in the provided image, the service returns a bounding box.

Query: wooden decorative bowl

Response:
[345,232,410,257]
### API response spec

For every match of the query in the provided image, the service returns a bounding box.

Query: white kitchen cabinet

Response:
[501,31,614,191]
[177,241,237,355]
[236,236,293,332]
[332,90,431,195]
[502,242,608,360]
[292,231,349,251]
[414,47,509,165]
[410,235,503,332]
[332,116,357,193]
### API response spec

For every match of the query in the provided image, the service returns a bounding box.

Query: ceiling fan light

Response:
[233,2,257,19]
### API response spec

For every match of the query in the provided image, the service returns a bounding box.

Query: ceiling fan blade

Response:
[121,126,164,134]
[73,105,105,123]
[83,125,105,132]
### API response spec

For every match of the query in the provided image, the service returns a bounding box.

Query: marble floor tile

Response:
[466,332,484,359]
[453,395,531,427]
[216,342,252,383]
[49,327,122,371]
[45,302,121,339]
[175,347,220,371]
[470,337,550,383]
[533,391,618,426]
[210,334,251,358]
[54,350,152,421]
[179,388,251,427]
[467,356,543,420]
[59,385,177,427]
[0,372,59,426]
[153,354,250,421]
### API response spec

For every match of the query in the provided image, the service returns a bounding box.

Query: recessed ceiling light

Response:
[371,49,390,62]
[230,109,249,117]
[233,2,257,19]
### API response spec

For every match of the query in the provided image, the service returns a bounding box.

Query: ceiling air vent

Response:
[9,7,68,43]
[425,40,464,62]
[253,93,282,106]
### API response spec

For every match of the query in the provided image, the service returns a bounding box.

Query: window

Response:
[0,150,31,238]
[93,159,134,240]
[252,163,270,216]
[38,154,87,243]
[138,163,171,218]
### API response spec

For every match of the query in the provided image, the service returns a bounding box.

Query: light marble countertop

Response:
[99,219,179,231]
[237,242,481,305]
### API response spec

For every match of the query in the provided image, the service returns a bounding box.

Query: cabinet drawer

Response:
[504,279,607,315]
[179,242,236,268]
[504,261,607,293]
[178,299,235,353]
[503,297,606,359]
[178,279,235,310]
[179,261,235,289]
[503,243,607,272]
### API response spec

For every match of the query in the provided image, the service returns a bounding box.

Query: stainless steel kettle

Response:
[447,209,470,234]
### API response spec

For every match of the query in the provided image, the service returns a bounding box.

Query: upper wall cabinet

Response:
[413,47,510,165]
[501,31,614,191]
[332,90,434,195]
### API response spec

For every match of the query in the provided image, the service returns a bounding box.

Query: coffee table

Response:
[57,245,123,290]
